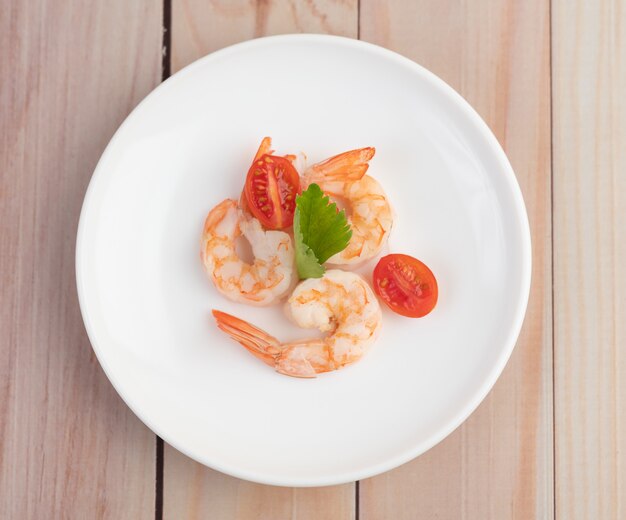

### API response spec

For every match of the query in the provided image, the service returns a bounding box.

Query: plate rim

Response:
[76,33,532,487]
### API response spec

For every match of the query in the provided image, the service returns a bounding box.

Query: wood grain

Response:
[359,1,554,518]
[552,1,626,518]
[3,1,623,517]
[165,1,357,518]
[164,460,355,520]
[171,0,358,73]
[0,1,162,518]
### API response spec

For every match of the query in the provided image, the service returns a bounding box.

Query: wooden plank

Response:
[552,1,626,518]
[164,1,357,518]
[164,460,355,519]
[0,1,162,518]
[171,0,358,73]
[359,1,553,518]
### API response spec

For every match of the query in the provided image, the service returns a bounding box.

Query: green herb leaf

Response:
[293,183,352,279]
[293,209,326,279]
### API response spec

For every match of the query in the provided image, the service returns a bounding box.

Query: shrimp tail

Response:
[306,147,375,182]
[212,310,282,366]
[253,137,274,161]
[212,310,321,378]
[252,137,296,163]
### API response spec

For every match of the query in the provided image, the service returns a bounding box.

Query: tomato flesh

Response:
[373,254,438,318]
[244,155,300,230]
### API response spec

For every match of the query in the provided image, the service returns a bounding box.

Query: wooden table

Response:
[2,1,624,518]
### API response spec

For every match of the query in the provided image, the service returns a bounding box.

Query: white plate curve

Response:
[76,34,531,487]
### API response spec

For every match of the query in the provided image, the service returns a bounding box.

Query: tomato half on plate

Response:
[373,254,438,318]
[244,138,300,230]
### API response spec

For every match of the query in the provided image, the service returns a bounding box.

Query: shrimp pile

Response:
[213,270,382,377]
[202,138,394,377]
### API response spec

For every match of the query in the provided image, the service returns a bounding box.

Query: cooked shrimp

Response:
[201,199,294,305]
[212,270,382,377]
[302,147,393,265]
[252,136,297,164]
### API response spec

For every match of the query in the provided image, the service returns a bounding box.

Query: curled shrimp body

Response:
[302,147,393,265]
[201,199,294,306]
[212,270,382,377]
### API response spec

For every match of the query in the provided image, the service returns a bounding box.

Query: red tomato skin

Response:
[244,154,300,230]
[373,254,438,318]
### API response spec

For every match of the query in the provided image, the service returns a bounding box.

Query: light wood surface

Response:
[171,0,357,73]
[164,457,355,520]
[0,1,162,518]
[552,1,626,518]
[359,1,553,518]
[2,0,625,518]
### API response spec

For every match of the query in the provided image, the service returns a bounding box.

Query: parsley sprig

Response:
[293,183,352,279]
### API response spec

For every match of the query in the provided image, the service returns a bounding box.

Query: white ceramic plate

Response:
[76,35,531,487]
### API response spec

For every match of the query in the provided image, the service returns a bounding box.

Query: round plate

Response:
[76,35,531,487]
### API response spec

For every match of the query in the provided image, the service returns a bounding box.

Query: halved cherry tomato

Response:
[373,254,438,318]
[244,154,300,230]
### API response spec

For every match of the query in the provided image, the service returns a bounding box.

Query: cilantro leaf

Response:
[293,183,352,279]
[293,209,325,279]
